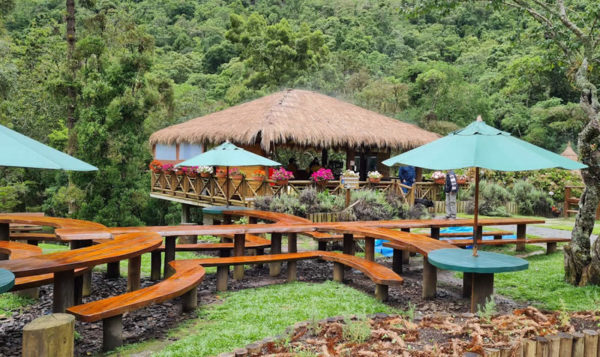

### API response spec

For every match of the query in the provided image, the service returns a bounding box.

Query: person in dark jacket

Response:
[398,166,416,193]
[444,170,459,219]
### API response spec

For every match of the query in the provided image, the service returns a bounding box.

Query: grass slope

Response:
[116,281,397,356]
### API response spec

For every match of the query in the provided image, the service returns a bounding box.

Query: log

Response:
[422,257,437,299]
[535,336,549,357]
[182,286,198,312]
[559,332,574,357]
[484,348,500,357]
[522,338,537,357]
[22,313,75,357]
[583,330,598,357]
[269,233,282,276]
[127,256,141,292]
[547,334,560,357]
[375,284,388,302]
[103,315,123,351]
[573,332,585,357]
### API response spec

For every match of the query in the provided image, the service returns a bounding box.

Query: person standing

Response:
[398,165,416,193]
[445,170,459,219]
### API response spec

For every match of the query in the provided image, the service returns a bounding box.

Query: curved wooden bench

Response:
[438,237,570,254]
[192,250,402,301]
[67,260,205,351]
[429,230,513,239]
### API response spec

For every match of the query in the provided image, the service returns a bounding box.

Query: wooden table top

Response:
[0,232,162,277]
[0,268,15,293]
[427,248,529,273]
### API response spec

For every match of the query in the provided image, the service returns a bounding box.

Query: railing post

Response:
[564,186,571,218]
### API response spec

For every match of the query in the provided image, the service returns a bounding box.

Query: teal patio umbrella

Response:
[383,116,586,255]
[176,142,281,205]
[0,124,97,171]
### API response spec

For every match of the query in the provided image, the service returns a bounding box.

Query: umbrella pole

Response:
[473,167,480,257]
[226,166,230,207]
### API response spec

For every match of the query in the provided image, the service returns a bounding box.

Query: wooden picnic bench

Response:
[0,232,162,312]
[442,237,570,254]
[67,260,205,351]
[192,250,403,301]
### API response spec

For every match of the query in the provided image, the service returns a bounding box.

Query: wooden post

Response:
[270,233,282,276]
[127,256,141,292]
[463,272,472,298]
[522,339,536,357]
[375,284,388,302]
[516,224,526,251]
[103,315,123,351]
[392,249,403,274]
[536,336,550,357]
[483,348,500,357]
[430,227,440,240]
[333,262,344,282]
[287,233,297,282]
[22,313,74,357]
[53,270,75,313]
[470,273,494,313]
[74,275,83,305]
[558,333,573,357]
[547,242,558,254]
[318,241,327,251]
[216,265,229,291]
[233,234,245,280]
[547,334,561,357]
[572,332,585,357]
[150,251,161,280]
[106,262,120,279]
[564,186,571,218]
[0,223,7,260]
[422,257,437,299]
[343,233,354,255]
[400,228,411,264]
[182,286,198,312]
[583,330,598,357]
[164,236,176,278]
[364,237,375,262]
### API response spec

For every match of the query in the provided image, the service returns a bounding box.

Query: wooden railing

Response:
[563,185,600,219]
[150,172,413,207]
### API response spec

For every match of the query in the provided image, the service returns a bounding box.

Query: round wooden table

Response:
[427,248,528,312]
[0,268,15,293]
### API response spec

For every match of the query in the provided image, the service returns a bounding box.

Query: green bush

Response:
[512,180,553,216]
[465,180,512,216]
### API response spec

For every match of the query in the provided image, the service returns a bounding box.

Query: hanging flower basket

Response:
[231,174,244,181]
[200,172,211,178]
[368,177,381,184]
[215,169,227,178]
[434,178,445,185]
[275,180,289,186]
[315,180,328,188]
[251,176,265,182]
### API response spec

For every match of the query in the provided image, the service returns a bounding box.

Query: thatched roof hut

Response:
[150,89,438,152]
[561,142,579,162]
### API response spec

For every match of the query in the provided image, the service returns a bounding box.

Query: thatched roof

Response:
[561,142,579,161]
[150,89,439,151]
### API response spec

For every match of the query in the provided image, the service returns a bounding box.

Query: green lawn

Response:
[113,281,397,357]
[495,250,600,311]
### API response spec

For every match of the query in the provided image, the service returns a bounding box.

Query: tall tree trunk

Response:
[564,58,600,285]
[65,0,77,155]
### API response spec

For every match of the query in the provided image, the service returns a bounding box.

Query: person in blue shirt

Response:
[398,166,415,193]
[445,170,459,219]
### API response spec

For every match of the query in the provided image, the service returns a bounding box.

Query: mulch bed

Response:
[251,307,600,356]
[0,257,536,356]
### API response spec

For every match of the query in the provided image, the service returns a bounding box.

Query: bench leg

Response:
[392,249,403,274]
[463,272,473,298]
[82,271,92,297]
[471,273,494,313]
[422,257,437,299]
[216,265,229,291]
[164,236,176,278]
[219,248,231,258]
[53,269,75,313]
[27,240,39,246]
[547,242,557,254]
[287,261,297,282]
[127,256,141,292]
[375,284,389,302]
[255,248,264,269]
[333,262,344,282]
[103,315,123,352]
[365,237,375,262]
[318,241,327,251]
[270,233,282,276]
[182,286,198,312]
[516,224,526,251]
[150,251,162,280]
[106,262,120,279]
[74,275,83,305]
[343,234,354,255]
[233,234,245,280]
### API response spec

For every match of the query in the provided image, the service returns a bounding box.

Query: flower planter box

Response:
[200,172,211,178]
[368,178,381,184]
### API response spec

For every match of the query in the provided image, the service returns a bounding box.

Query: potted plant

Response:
[251,169,266,182]
[367,171,383,183]
[431,171,445,184]
[457,174,468,185]
[229,167,245,180]
[149,160,163,173]
[183,166,198,178]
[198,166,213,178]
[311,168,334,187]
[215,168,227,178]
[161,163,174,175]
[271,167,294,185]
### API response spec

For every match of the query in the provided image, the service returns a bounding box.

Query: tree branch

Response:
[557,0,586,39]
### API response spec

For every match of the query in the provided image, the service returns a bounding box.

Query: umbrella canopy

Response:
[0,124,97,171]
[383,120,586,171]
[176,142,281,167]
[383,117,586,256]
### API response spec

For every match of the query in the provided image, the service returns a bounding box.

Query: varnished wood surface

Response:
[0,241,42,259]
[384,237,570,249]
[67,260,205,322]
[13,267,90,291]
[9,232,58,241]
[0,232,162,277]
[430,230,513,238]
[192,251,403,286]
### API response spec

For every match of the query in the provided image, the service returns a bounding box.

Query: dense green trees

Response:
[0,0,592,227]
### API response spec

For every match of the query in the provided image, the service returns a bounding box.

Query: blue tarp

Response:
[374,226,517,257]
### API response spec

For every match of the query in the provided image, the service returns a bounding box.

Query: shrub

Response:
[407,203,430,219]
[349,190,395,221]
[465,180,512,217]
[512,180,553,217]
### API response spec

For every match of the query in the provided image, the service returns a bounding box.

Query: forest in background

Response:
[0,0,594,226]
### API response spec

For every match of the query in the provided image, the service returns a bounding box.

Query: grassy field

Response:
[113,281,397,357]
